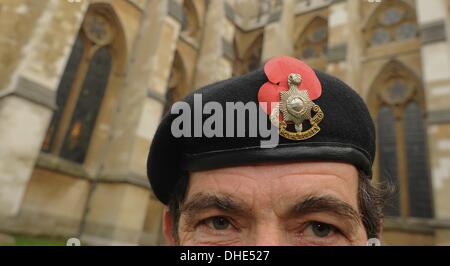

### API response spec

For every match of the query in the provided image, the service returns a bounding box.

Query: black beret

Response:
[147,58,375,204]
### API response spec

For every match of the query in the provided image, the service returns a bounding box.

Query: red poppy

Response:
[258,56,322,115]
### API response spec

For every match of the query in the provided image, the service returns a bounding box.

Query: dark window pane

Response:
[396,23,417,41]
[42,34,84,152]
[60,47,112,163]
[378,106,401,216]
[380,7,403,26]
[310,26,327,43]
[371,29,391,46]
[302,46,316,59]
[385,79,409,104]
[404,102,433,218]
[247,39,263,72]
[233,36,263,76]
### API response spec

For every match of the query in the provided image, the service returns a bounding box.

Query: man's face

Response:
[163,162,368,246]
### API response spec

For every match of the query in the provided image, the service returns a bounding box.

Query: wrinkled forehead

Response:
[186,161,360,209]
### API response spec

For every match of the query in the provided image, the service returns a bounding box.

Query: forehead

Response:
[187,162,359,207]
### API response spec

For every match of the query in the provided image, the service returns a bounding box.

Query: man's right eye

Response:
[309,222,334,238]
[204,216,232,230]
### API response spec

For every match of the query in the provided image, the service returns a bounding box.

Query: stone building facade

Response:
[1,0,450,245]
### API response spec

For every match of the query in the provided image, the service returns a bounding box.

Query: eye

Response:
[305,222,335,238]
[205,216,231,231]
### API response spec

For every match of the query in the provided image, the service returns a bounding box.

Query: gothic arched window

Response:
[404,102,433,218]
[377,106,401,216]
[365,2,418,47]
[42,33,85,153]
[295,17,328,60]
[41,7,121,164]
[233,34,264,77]
[60,47,112,163]
[369,61,433,218]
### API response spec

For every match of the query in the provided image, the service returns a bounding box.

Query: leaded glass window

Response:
[380,7,404,26]
[60,47,112,163]
[367,3,418,47]
[41,34,85,152]
[404,102,433,218]
[378,106,401,216]
[311,26,327,43]
[371,61,433,218]
[295,17,328,60]
[371,29,390,46]
[233,34,264,76]
[382,79,412,105]
[302,46,316,59]
[41,8,117,165]
[396,23,417,41]
[247,40,263,71]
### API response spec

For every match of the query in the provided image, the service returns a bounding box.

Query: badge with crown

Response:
[258,56,324,141]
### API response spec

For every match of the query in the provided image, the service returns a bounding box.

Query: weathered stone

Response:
[1,0,450,246]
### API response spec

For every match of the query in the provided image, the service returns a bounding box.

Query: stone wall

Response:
[1,0,450,245]
[0,0,88,217]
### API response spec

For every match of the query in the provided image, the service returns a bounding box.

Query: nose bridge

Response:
[252,219,287,246]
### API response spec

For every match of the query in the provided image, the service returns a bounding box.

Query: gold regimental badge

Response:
[270,73,324,140]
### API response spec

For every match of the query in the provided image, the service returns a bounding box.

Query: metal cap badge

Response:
[258,56,324,140]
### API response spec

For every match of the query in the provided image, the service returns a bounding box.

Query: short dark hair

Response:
[357,172,387,239]
[167,171,387,241]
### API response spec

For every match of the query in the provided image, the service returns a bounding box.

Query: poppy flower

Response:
[258,56,322,116]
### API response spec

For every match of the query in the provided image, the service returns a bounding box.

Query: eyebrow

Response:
[180,193,362,231]
[289,195,362,229]
[180,192,253,220]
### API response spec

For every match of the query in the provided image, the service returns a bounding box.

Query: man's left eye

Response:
[205,216,231,230]
[304,222,336,238]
